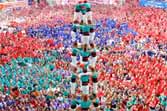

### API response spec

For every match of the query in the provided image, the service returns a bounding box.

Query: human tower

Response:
[70,0,99,110]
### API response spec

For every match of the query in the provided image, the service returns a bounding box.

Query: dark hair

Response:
[75,9,80,12]
[90,27,94,33]
[12,87,18,92]
[73,28,77,32]
[83,57,89,62]
[84,1,87,3]
[91,52,96,57]
[83,95,88,101]
[93,102,99,107]
[74,20,79,24]
[71,77,76,83]
[72,52,77,56]
[90,43,94,48]
[87,8,91,12]
[71,104,76,109]
[92,93,96,98]
[73,42,78,47]
[83,68,87,73]
[92,77,98,83]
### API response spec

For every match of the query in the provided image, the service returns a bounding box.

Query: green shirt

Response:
[80,3,91,14]
[81,50,90,57]
[49,64,55,71]
[81,75,89,82]
[75,4,81,11]
[72,24,78,31]
[80,100,91,108]
[81,10,86,15]
[63,91,69,97]
[132,96,137,105]
[159,95,167,106]
[47,56,55,62]
[0,87,4,92]
[80,25,90,33]
[127,96,136,108]
[33,58,39,63]
[24,57,33,63]
[84,3,91,9]
[92,72,98,78]
[127,101,133,109]
[18,61,27,66]
[17,81,24,88]
[56,75,62,82]
[0,66,6,74]
[71,74,77,79]
[71,99,77,105]
[21,89,28,95]
[105,108,110,111]
[72,48,79,55]
[11,59,17,65]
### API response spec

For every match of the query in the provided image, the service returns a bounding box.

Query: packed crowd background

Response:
[0,0,167,111]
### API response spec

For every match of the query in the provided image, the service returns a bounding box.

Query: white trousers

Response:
[86,11,93,22]
[81,14,88,24]
[71,83,76,94]
[61,0,68,5]
[89,32,95,43]
[46,0,55,7]
[74,12,81,22]
[81,85,89,95]
[80,61,89,67]
[89,56,97,68]
[120,0,126,6]
[71,56,77,66]
[93,83,98,94]
[71,31,76,41]
[81,35,90,45]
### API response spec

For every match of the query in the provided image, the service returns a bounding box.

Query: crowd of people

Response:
[0,0,167,111]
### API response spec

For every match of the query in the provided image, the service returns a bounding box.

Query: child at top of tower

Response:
[83,0,92,24]
[74,0,89,21]
[73,1,82,24]
[74,0,92,25]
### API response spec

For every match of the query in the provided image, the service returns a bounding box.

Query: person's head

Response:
[91,52,96,57]
[90,67,95,72]
[78,1,82,4]
[90,43,95,48]
[73,42,78,48]
[73,67,77,73]
[82,95,88,101]
[84,0,87,3]
[74,20,79,24]
[83,44,87,51]
[83,68,87,73]
[90,27,94,33]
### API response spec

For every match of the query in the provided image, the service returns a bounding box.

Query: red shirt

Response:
[149,97,159,108]
[97,90,104,98]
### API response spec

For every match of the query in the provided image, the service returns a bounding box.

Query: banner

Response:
[49,0,116,5]
[139,0,167,9]
[0,0,27,10]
